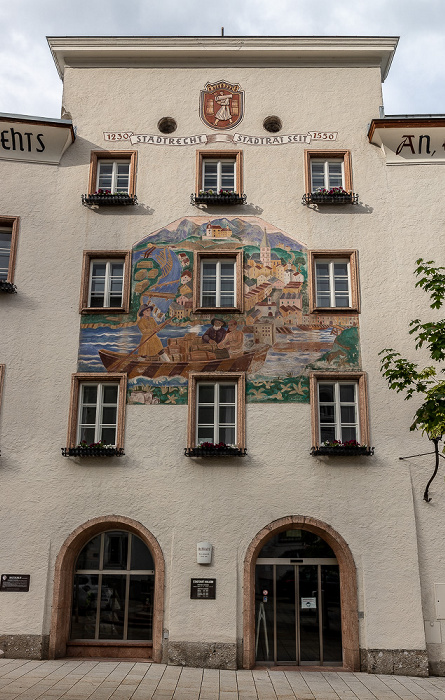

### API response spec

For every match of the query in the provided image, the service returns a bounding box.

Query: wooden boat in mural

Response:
[99,336,269,379]
[297,323,331,331]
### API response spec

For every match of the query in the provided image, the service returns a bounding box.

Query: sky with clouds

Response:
[0,0,443,119]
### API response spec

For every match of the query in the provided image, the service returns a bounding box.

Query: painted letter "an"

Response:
[418,135,431,154]
[396,134,415,155]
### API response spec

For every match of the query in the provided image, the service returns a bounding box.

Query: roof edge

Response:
[47,35,399,81]
[368,116,445,141]
[0,111,73,126]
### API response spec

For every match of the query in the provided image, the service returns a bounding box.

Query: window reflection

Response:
[71,531,155,641]
[258,529,336,559]
[103,531,128,570]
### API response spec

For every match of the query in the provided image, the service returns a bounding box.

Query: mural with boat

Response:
[77,216,360,403]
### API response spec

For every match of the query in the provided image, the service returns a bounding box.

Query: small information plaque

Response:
[301,596,316,609]
[1,575,30,592]
[190,578,216,600]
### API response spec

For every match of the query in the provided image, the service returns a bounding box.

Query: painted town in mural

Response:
[78,216,360,404]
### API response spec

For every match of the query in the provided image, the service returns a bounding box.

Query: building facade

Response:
[0,35,445,676]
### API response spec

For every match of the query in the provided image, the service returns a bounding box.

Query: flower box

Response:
[61,446,125,457]
[311,445,374,456]
[185,443,247,457]
[302,189,358,205]
[191,192,246,206]
[0,280,17,293]
[82,192,137,206]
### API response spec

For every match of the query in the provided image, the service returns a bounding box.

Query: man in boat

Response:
[218,319,244,355]
[137,304,170,361]
[201,318,229,358]
[201,318,227,345]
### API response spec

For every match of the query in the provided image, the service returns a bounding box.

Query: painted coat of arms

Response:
[200,80,244,130]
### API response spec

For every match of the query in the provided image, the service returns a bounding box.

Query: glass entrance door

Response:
[254,529,342,666]
[256,562,342,665]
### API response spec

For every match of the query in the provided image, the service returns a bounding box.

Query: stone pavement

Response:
[1,660,445,700]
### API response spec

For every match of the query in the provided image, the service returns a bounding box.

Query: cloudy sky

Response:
[1,0,443,119]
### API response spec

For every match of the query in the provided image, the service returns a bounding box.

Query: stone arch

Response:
[242,515,359,670]
[49,515,165,662]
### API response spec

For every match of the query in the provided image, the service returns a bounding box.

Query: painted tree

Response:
[379,259,445,501]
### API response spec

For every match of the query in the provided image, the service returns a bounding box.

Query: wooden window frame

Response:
[0,216,19,284]
[308,250,360,314]
[187,372,246,450]
[304,150,352,194]
[195,380,237,446]
[67,373,127,450]
[195,150,243,195]
[193,250,243,314]
[310,371,370,447]
[79,250,132,314]
[88,151,137,196]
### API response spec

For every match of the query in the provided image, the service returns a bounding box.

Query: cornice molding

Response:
[47,35,399,81]
[368,117,445,142]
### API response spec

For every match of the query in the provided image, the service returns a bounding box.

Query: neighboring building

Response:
[1,35,445,678]
[205,223,232,238]
[253,320,276,345]
[180,269,193,284]
[178,252,190,267]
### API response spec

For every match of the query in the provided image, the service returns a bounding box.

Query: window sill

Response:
[185,446,247,457]
[82,194,137,206]
[61,447,125,457]
[194,306,243,314]
[0,281,17,294]
[191,193,246,205]
[67,640,152,647]
[312,307,359,314]
[302,193,358,205]
[81,307,126,314]
[310,446,374,456]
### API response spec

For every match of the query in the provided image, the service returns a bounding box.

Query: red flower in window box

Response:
[185,442,247,457]
[311,439,374,456]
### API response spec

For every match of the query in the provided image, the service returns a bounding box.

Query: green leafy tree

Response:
[379,259,445,501]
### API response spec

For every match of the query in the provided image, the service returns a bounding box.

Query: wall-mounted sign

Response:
[197,542,213,564]
[301,597,316,609]
[190,578,216,599]
[104,131,337,146]
[200,80,244,130]
[368,119,445,164]
[0,115,74,164]
[0,574,30,592]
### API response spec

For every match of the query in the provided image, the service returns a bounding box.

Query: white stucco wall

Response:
[1,49,444,668]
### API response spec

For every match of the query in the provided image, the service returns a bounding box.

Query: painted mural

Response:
[78,216,360,404]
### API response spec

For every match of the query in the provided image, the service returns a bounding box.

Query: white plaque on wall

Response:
[197,542,213,565]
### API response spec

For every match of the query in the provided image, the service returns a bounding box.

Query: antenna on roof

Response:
[221,27,224,36]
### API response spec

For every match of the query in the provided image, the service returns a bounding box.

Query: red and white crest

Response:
[200,80,244,130]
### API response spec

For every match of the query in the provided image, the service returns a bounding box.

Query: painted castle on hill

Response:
[78,216,360,404]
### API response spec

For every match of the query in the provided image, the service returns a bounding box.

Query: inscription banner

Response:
[104,131,338,146]
[369,124,445,164]
[0,118,74,164]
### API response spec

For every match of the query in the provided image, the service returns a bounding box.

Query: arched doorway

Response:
[49,516,164,662]
[243,516,359,670]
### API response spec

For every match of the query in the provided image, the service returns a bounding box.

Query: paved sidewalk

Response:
[1,659,445,700]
